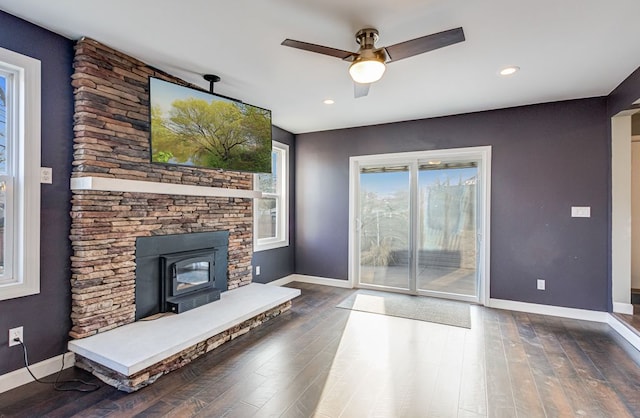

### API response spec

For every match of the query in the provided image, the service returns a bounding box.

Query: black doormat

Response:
[337,289,471,329]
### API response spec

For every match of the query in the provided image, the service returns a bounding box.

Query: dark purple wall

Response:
[295,98,610,311]
[0,11,74,374]
[251,126,296,283]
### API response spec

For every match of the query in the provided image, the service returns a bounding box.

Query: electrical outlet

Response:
[256,266,261,276]
[40,167,52,184]
[8,326,23,347]
[537,279,546,291]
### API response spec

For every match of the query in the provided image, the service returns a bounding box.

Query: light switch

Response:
[571,206,590,218]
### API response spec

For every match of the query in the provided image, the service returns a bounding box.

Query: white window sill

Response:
[0,280,40,301]
[254,239,289,252]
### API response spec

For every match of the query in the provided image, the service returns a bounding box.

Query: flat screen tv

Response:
[149,77,272,173]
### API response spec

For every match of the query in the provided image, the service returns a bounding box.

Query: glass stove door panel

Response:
[175,260,210,291]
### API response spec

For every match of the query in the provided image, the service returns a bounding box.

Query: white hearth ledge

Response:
[70,176,262,199]
[68,283,300,376]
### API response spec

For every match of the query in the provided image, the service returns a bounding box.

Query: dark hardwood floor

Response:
[2,282,640,417]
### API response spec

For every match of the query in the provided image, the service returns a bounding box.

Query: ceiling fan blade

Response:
[384,27,465,63]
[354,82,370,98]
[281,39,355,60]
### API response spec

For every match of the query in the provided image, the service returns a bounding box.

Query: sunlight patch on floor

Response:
[313,310,469,417]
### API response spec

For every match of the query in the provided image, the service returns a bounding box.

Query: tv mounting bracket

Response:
[203,74,220,94]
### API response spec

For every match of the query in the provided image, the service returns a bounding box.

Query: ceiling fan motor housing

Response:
[355,28,379,49]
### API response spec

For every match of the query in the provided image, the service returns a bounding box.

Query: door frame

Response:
[348,146,492,305]
[611,110,640,314]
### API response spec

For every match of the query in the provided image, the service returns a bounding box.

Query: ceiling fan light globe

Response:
[349,59,386,84]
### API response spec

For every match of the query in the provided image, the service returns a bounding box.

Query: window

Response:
[254,141,289,251]
[0,47,41,300]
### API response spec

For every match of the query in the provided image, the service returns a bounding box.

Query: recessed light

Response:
[323,99,335,105]
[499,66,520,76]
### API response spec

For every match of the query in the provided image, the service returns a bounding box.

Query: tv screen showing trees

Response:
[149,77,272,173]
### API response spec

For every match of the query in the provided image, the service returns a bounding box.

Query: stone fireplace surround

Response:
[67,38,298,391]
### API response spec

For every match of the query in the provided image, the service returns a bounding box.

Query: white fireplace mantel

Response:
[70,176,262,199]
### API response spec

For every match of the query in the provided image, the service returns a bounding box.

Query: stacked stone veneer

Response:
[69,38,256,339]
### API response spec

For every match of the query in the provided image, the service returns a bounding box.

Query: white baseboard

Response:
[268,279,640,354]
[272,279,612,321]
[608,315,640,352]
[265,275,296,287]
[487,298,610,323]
[486,299,640,353]
[266,274,353,289]
[613,302,634,315]
[0,351,75,394]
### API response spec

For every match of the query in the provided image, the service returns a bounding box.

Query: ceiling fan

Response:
[281,27,465,98]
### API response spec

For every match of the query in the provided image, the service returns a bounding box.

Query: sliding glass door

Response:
[417,163,478,297]
[358,166,411,291]
[351,147,490,303]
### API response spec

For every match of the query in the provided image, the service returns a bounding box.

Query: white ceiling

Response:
[1,0,640,134]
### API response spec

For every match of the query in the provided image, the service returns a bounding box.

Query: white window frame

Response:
[0,46,41,300]
[253,141,289,252]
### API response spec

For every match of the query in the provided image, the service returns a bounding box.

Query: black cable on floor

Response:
[17,338,100,392]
